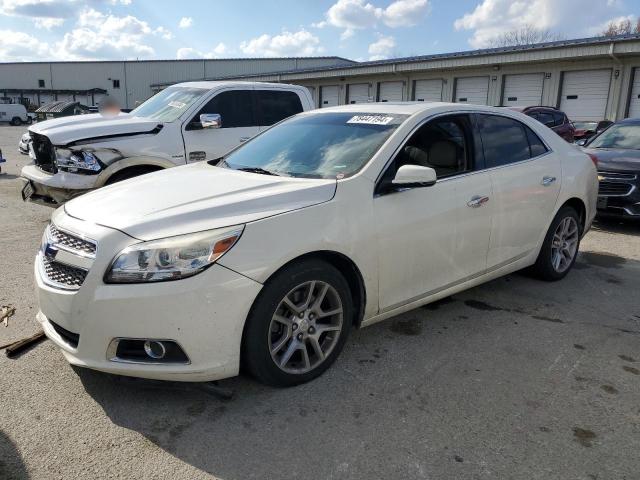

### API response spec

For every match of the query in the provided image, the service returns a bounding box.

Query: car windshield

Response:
[130,86,208,122]
[218,112,407,178]
[588,124,640,150]
[573,121,597,130]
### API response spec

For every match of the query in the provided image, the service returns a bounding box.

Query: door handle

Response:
[239,136,251,143]
[541,176,556,186]
[467,195,489,208]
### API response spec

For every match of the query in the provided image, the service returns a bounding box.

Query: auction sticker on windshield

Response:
[347,115,395,125]
[168,101,186,109]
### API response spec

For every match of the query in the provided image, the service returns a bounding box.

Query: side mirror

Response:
[575,139,587,146]
[200,113,222,129]
[392,164,437,188]
[596,121,611,132]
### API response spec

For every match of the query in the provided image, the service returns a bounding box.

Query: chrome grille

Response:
[41,254,87,288]
[598,182,633,196]
[48,224,96,256]
[598,170,637,180]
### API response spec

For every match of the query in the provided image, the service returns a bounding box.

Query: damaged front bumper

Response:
[20,163,97,206]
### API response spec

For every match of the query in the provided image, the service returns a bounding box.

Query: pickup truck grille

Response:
[30,132,57,174]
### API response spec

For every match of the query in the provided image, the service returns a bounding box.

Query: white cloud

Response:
[0,0,74,29]
[176,42,227,59]
[154,26,173,40]
[368,34,395,60]
[240,30,323,57]
[178,16,193,28]
[454,0,633,48]
[55,8,156,59]
[383,0,430,28]
[34,17,64,29]
[320,0,428,38]
[0,28,51,60]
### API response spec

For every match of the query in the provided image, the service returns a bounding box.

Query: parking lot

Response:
[0,123,639,479]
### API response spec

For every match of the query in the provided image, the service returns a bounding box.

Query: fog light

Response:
[144,340,166,359]
[107,338,190,364]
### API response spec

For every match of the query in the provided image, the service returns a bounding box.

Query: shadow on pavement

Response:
[592,216,640,235]
[76,254,640,480]
[0,430,29,480]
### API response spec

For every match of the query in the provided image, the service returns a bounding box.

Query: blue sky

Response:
[0,0,637,62]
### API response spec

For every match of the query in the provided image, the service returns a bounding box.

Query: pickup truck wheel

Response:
[242,260,353,387]
[531,206,581,281]
[11,117,22,126]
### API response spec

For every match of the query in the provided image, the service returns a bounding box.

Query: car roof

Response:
[310,102,520,116]
[617,117,640,125]
[173,80,305,89]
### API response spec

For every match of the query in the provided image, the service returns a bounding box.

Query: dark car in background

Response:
[581,118,640,219]
[508,106,575,142]
[573,120,613,143]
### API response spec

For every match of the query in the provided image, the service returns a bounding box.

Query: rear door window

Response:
[194,90,256,128]
[478,114,542,167]
[254,90,303,126]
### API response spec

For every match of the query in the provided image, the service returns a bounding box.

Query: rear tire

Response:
[530,206,581,281]
[242,259,353,387]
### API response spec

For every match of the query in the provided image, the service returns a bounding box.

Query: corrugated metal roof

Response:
[152,33,640,86]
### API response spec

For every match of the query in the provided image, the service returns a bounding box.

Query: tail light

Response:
[587,153,598,167]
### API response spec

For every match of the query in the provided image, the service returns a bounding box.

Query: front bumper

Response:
[35,210,263,382]
[596,170,640,218]
[20,163,97,206]
[18,140,29,155]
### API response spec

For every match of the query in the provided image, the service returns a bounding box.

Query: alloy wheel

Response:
[268,280,343,374]
[551,216,579,273]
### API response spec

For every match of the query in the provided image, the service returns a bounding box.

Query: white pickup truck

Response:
[20,81,314,205]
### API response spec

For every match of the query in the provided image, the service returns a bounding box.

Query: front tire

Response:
[242,259,353,387]
[11,117,22,126]
[531,206,581,281]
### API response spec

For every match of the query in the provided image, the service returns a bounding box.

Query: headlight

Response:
[104,226,244,284]
[56,149,103,174]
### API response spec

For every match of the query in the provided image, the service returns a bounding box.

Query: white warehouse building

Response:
[154,33,640,122]
[0,57,355,109]
[3,34,640,122]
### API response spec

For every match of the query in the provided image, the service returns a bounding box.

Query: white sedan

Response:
[34,103,598,387]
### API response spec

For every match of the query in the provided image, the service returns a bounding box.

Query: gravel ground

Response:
[0,124,639,480]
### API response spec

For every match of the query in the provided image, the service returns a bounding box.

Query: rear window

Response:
[255,90,303,126]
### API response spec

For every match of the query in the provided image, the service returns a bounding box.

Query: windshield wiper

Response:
[236,167,281,176]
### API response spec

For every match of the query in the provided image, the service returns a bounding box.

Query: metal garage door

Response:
[455,76,489,105]
[413,79,443,102]
[378,81,404,102]
[502,73,544,106]
[320,85,339,108]
[627,68,640,118]
[560,69,611,121]
[347,83,370,104]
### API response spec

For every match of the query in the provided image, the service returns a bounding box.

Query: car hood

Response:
[28,113,162,146]
[583,148,640,172]
[64,163,337,241]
